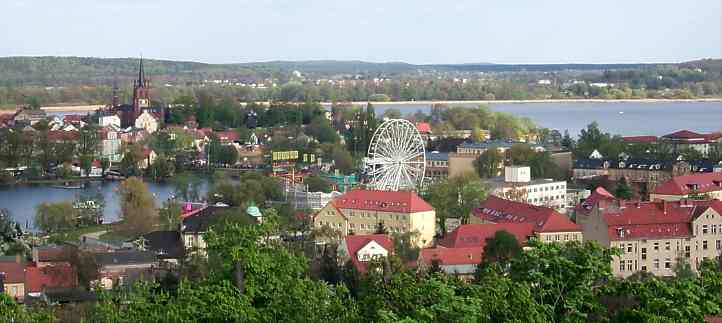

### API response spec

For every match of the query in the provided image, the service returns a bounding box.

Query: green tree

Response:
[426,174,487,233]
[305,175,333,193]
[117,177,159,235]
[474,148,503,178]
[160,200,183,230]
[332,145,354,174]
[35,201,77,233]
[381,108,402,119]
[481,230,522,266]
[614,177,633,200]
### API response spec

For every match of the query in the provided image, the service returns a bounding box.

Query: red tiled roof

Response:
[416,122,432,133]
[474,196,580,233]
[601,200,701,240]
[63,115,83,123]
[333,189,434,213]
[344,234,393,273]
[664,130,705,139]
[419,247,482,266]
[215,131,240,142]
[622,135,658,143]
[0,260,26,284]
[439,223,535,248]
[653,172,722,196]
[47,130,80,141]
[706,132,722,141]
[33,246,68,263]
[25,263,77,292]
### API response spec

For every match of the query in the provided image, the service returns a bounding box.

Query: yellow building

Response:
[576,187,722,278]
[313,189,436,248]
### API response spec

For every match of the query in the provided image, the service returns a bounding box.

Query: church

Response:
[102,58,165,130]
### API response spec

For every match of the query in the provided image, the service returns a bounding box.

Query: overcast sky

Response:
[0,0,719,64]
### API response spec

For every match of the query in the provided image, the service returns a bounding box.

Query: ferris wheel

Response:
[365,119,426,191]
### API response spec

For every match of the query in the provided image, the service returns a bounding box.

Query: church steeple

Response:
[137,57,146,88]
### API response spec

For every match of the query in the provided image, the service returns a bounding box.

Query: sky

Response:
[0,0,719,64]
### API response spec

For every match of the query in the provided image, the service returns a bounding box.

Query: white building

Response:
[100,115,121,128]
[134,110,159,134]
[489,166,568,212]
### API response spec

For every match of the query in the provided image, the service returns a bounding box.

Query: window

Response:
[641,247,647,260]
[627,244,633,253]
[703,240,708,250]
[627,260,633,271]
[665,242,671,251]
[641,265,647,271]
[653,242,659,251]
[654,259,660,269]
[713,224,718,234]
[665,258,672,269]
[619,261,625,272]
[685,246,691,258]
[717,240,721,250]
[703,225,709,234]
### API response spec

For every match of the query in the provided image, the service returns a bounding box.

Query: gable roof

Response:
[182,206,227,233]
[419,247,482,266]
[25,263,77,292]
[473,196,580,233]
[415,122,432,133]
[333,189,433,213]
[344,234,392,273]
[439,223,535,248]
[653,172,722,196]
[577,187,617,211]
[141,231,184,259]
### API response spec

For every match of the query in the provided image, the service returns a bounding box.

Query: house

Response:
[660,130,722,157]
[134,110,160,134]
[139,231,184,265]
[313,189,436,248]
[98,126,123,163]
[572,157,705,192]
[93,251,158,289]
[470,196,583,242]
[32,245,69,267]
[425,152,449,180]
[0,256,26,301]
[138,148,157,170]
[576,188,722,277]
[487,166,568,212]
[417,247,482,277]
[25,263,77,294]
[181,206,228,253]
[438,223,536,249]
[63,115,86,128]
[415,122,432,141]
[337,234,393,273]
[13,108,46,126]
[652,172,722,201]
[99,114,121,128]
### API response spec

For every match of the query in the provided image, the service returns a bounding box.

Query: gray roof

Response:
[425,152,449,161]
[141,231,184,259]
[458,140,544,150]
[94,251,157,266]
[182,206,226,233]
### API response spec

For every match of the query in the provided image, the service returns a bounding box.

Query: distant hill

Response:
[0,56,718,86]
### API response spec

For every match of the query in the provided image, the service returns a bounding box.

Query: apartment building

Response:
[652,172,722,201]
[488,166,567,212]
[575,187,722,278]
[313,189,436,248]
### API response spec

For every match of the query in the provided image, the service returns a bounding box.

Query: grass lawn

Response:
[47,223,112,244]
[98,230,139,243]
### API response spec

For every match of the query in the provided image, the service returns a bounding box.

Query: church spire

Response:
[138,57,145,88]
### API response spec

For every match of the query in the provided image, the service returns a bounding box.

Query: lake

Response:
[370,101,722,136]
[0,180,208,231]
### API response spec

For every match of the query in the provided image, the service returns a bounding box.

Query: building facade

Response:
[488,166,568,212]
[651,172,722,201]
[575,188,722,278]
[313,190,436,248]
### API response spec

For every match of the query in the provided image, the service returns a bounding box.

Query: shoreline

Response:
[0,98,720,114]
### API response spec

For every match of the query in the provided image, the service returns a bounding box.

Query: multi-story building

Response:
[470,196,583,242]
[425,152,449,180]
[575,187,722,278]
[651,172,722,201]
[623,130,722,158]
[313,189,436,248]
[455,140,545,155]
[98,126,123,163]
[572,157,719,192]
[488,166,567,212]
